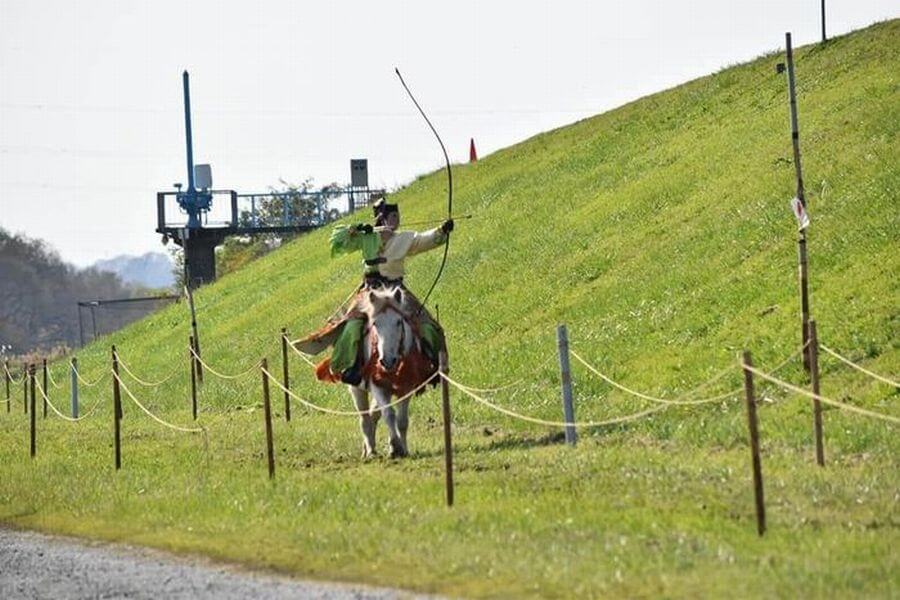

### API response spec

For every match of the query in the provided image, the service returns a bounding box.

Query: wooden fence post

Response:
[439,351,455,507]
[189,336,198,420]
[281,328,291,422]
[29,365,36,458]
[556,324,577,446]
[42,358,48,419]
[4,360,9,403]
[185,285,203,383]
[112,346,122,470]
[261,358,275,479]
[23,365,28,414]
[70,357,79,418]
[808,321,825,466]
[742,351,766,536]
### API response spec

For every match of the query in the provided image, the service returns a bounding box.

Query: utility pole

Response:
[821,1,827,43]
[783,32,812,373]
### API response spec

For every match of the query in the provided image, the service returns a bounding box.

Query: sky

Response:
[0,0,896,266]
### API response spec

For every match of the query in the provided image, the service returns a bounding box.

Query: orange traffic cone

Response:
[469,138,478,163]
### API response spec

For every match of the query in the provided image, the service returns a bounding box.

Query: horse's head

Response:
[364,287,411,372]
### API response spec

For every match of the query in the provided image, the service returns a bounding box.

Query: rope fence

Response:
[4,365,25,385]
[45,366,63,389]
[115,353,179,387]
[741,362,900,425]
[189,346,260,380]
[34,380,103,422]
[286,339,320,369]
[73,364,107,387]
[442,372,668,427]
[820,344,899,388]
[112,371,206,434]
[262,367,438,417]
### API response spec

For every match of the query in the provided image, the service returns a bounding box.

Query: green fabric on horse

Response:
[331,317,366,373]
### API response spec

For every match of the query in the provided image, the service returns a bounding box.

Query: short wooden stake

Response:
[281,328,291,422]
[186,285,203,383]
[42,358,48,419]
[23,365,28,414]
[556,324,577,446]
[189,336,198,420]
[742,351,766,536]
[439,351,455,507]
[112,346,122,470]
[4,359,9,403]
[809,321,825,466]
[261,358,275,479]
[70,357,79,418]
[29,365,36,458]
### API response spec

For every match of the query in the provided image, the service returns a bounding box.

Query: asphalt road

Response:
[0,527,431,600]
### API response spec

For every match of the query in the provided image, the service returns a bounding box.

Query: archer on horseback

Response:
[296,198,453,385]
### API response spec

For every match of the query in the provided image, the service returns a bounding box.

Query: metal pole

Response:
[821,0,826,43]
[183,71,196,192]
[261,358,275,479]
[29,365,36,458]
[71,357,79,418]
[281,328,291,422]
[112,346,121,470]
[90,305,98,342]
[742,351,766,536]
[556,324,577,446]
[77,305,85,348]
[439,351,455,507]
[189,336,198,420]
[785,32,812,373]
[809,321,825,466]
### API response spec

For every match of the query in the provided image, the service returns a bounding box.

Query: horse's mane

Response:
[360,286,410,321]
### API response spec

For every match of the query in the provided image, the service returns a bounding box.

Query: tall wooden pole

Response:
[439,351,455,507]
[785,32,812,374]
[281,328,291,422]
[742,351,766,536]
[184,285,203,383]
[809,321,825,466]
[189,336,198,420]
[261,358,275,479]
[112,346,122,470]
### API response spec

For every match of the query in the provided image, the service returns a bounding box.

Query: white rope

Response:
[820,345,899,388]
[73,365,107,387]
[570,350,743,406]
[286,338,321,369]
[112,371,206,433]
[441,372,667,427]
[741,362,900,425]
[261,367,438,416]
[45,365,63,389]
[189,346,260,380]
[453,355,557,394]
[34,380,102,422]
[115,353,179,387]
[4,365,25,385]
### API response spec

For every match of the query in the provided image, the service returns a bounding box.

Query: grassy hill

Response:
[2,21,898,598]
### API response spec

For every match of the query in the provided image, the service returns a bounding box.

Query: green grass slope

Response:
[2,21,898,598]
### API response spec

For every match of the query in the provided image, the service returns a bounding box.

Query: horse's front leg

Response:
[349,385,376,458]
[372,385,407,458]
[396,398,410,450]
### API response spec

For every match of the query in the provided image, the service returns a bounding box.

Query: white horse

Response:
[349,287,429,458]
